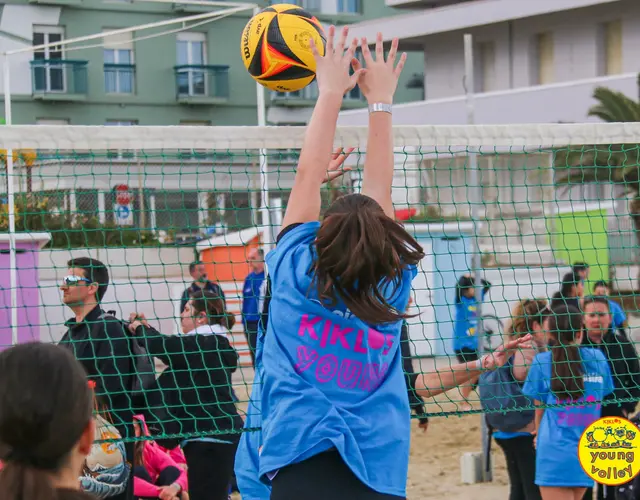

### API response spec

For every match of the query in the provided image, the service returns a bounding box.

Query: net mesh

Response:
[1,123,640,441]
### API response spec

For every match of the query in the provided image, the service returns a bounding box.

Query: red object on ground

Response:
[395,208,417,221]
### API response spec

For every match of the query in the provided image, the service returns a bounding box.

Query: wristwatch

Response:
[369,102,392,114]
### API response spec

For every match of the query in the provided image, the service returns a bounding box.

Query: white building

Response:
[337,0,638,265]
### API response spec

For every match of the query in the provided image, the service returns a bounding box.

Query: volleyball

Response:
[240,4,326,93]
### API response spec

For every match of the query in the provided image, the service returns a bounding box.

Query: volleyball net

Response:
[1,122,639,440]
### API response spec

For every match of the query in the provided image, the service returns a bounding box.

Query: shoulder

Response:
[532,350,552,366]
[582,346,607,362]
[266,222,319,275]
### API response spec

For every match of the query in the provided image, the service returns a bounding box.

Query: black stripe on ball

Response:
[280,8,314,19]
[248,33,265,77]
[259,65,315,82]
[267,15,305,65]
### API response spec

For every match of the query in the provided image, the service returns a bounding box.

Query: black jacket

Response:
[59,306,136,438]
[179,281,226,314]
[135,325,243,438]
[583,328,640,415]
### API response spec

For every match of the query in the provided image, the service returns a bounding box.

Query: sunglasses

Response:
[62,275,94,286]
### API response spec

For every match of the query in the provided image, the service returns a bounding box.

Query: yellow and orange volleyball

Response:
[240,4,326,93]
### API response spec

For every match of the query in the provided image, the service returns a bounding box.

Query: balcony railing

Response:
[104,63,136,94]
[174,65,229,103]
[271,81,362,106]
[31,59,88,101]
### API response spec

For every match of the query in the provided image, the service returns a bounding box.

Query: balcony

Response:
[28,0,81,5]
[385,0,474,8]
[337,73,639,126]
[174,65,229,104]
[271,81,364,108]
[31,60,88,101]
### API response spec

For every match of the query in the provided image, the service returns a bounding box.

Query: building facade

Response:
[337,0,639,266]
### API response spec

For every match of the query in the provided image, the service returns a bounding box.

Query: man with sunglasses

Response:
[58,257,136,500]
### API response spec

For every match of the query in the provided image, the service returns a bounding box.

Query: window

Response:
[33,26,65,93]
[337,0,359,13]
[36,118,69,125]
[533,32,554,85]
[599,20,622,76]
[177,33,206,96]
[290,0,320,10]
[475,41,496,93]
[103,30,135,94]
[105,120,137,158]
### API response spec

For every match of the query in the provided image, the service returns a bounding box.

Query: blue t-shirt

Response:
[453,294,485,351]
[235,323,271,500]
[609,300,627,329]
[522,348,614,487]
[243,271,266,323]
[259,222,418,497]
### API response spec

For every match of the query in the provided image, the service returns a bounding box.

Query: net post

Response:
[3,52,18,346]
[254,5,273,254]
[464,32,492,483]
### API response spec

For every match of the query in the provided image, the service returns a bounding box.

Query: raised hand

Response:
[322,147,355,185]
[353,33,406,104]
[481,334,533,371]
[310,25,364,97]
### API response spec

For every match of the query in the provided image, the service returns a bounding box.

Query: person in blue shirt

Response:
[522,305,614,500]
[242,247,266,365]
[592,280,627,329]
[453,274,491,410]
[256,27,532,500]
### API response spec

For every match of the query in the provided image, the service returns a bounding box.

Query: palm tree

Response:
[554,81,640,286]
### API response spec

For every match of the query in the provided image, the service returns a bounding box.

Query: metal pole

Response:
[3,54,18,346]
[464,33,491,483]
[254,6,272,253]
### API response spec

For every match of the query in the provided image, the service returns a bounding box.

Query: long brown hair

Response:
[313,194,425,325]
[547,305,584,401]
[508,298,548,339]
[191,290,236,330]
[0,343,93,500]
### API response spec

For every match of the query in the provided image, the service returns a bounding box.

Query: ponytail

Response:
[547,305,585,401]
[314,194,425,325]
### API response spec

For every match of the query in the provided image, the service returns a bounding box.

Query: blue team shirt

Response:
[235,323,271,500]
[609,300,627,329]
[453,294,485,351]
[259,222,418,497]
[522,348,614,487]
[242,271,266,323]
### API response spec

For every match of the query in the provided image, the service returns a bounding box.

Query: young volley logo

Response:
[578,417,640,486]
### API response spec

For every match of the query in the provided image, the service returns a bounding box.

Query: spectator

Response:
[573,262,590,283]
[581,296,640,500]
[58,257,136,500]
[592,280,627,329]
[128,290,243,500]
[550,271,584,311]
[242,247,266,365]
[0,342,96,500]
[180,261,225,314]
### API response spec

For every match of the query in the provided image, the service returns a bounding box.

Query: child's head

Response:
[556,271,584,299]
[181,290,236,333]
[508,298,548,346]
[313,193,425,325]
[582,296,612,337]
[573,262,590,282]
[0,342,95,500]
[456,275,477,302]
[546,305,584,401]
[593,280,610,296]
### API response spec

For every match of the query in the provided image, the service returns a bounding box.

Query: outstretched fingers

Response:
[375,32,384,61]
[344,36,359,64]
[336,25,349,57]
[361,37,373,65]
[387,38,399,66]
[325,25,335,55]
[394,52,407,78]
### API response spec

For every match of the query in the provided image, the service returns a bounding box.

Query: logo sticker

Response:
[578,417,640,486]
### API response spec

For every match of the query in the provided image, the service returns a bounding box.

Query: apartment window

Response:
[337,0,359,14]
[291,0,320,10]
[533,32,554,85]
[475,41,496,93]
[103,30,135,94]
[105,120,137,158]
[177,33,206,96]
[33,26,65,93]
[599,20,622,76]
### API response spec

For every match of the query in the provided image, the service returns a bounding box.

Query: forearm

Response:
[416,360,484,398]
[361,110,394,217]
[297,91,343,181]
